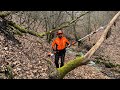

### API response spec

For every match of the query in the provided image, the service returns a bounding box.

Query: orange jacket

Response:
[52,36,70,50]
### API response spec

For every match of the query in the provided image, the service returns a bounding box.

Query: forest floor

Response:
[0,20,120,79]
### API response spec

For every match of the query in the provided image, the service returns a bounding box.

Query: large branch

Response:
[8,21,44,38]
[49,11,120,79]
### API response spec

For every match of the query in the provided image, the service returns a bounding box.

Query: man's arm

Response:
[51,40,58,54]
[65,38,70,47]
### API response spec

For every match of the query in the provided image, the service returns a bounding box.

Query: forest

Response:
[0,11,120,79]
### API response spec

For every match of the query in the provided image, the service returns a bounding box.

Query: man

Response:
[52,30,70,68]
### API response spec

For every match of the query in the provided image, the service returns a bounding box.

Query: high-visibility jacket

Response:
[52,36,70,50]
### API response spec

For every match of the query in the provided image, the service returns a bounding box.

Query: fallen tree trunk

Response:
[49,11,120,79]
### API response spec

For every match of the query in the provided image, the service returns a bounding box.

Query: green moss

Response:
[37,32,46,38]
[57,56,84,79]
[5,65,13,79]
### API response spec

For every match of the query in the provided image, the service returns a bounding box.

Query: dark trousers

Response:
[55,49,66,68]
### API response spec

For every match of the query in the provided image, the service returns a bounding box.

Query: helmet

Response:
[57,30,63,35]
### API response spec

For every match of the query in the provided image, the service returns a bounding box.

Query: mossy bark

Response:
[49,56,84,79]
[8,21,45,38]
[57,56,84,79]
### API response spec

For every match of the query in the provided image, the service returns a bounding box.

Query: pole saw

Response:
[47,25,106,59]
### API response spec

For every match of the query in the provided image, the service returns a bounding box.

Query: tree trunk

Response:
[71,11,78,41]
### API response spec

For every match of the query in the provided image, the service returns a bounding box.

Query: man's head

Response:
[57,30,63,38]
